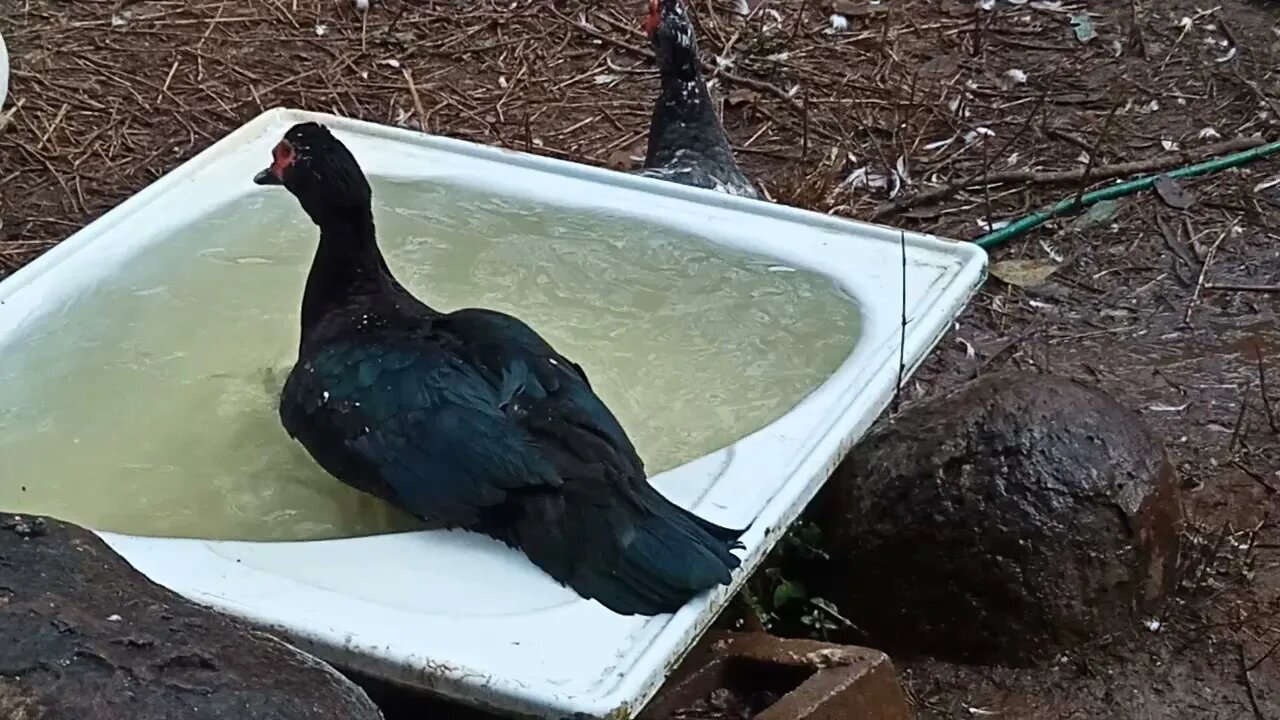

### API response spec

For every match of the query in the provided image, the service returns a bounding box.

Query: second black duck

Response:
[637,0,759,199]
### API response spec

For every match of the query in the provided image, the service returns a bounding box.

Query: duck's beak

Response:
[254,167,282,186]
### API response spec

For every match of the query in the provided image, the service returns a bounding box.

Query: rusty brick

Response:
[640,631,909,720]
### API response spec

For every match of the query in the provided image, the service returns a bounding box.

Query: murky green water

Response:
[0,180,859,541]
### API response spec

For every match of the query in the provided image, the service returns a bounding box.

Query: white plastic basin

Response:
[0,108,986,718]
[0,31,9,109]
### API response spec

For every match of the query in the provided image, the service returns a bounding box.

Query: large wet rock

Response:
[803,372,1182,666]
[0,513,383,720]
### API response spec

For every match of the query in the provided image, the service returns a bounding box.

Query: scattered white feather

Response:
[1039,239,1064,263]
[314,23,329,36]
[947,94,972,119]
[1140,99,1160,113]
[828,14,849,33]
[977,0,996,10]
[1200,126,1223,139]
[893,155,911,193]
[1161,139,1180,151]
[842,167,890,192]
[0,28,6,110]
[1145,618,1163,632]
[1216,46,1238,63]
[1004,68,1028,85]
[924,136,957,152]
[593,74,619,85]
[964,127,996,145]
[106,614,123,622]
[377,58,401,68]
[354,0,371,12]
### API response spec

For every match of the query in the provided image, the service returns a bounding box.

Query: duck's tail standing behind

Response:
[507,480,745,616]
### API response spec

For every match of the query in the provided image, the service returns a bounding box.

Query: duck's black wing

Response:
[279,329,563,523]
[434,308,639,471]
[279,307,743,615]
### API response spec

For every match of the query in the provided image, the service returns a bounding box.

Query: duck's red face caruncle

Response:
[644,0,687,38]
[643,0,661,37]
[254,140,297,186]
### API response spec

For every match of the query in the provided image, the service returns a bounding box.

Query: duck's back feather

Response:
[279,306,742,614]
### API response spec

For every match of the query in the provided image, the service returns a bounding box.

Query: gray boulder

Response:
[802,372,1183,665]
[0,513,383,720]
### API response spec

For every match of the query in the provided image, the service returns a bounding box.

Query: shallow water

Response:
[0,179,859,541]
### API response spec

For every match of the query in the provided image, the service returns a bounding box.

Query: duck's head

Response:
[254,122,372,226]
[644,0,699,81]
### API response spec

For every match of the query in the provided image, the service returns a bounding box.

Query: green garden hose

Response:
[973,140,1280,250]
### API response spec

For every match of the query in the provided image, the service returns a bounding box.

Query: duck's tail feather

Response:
[510,482,745,616]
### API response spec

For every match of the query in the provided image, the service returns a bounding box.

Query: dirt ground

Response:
[2,1,1279,718]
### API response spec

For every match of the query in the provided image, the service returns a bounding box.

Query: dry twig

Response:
[1185,218,1239,324]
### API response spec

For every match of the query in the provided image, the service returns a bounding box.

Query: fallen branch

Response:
[401,67,428,133]
[1240,643,1266,720]
[873,137,1266,219]
[1185,218,1238,324]
[1205,283,1280,293]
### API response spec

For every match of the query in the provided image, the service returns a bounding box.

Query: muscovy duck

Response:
[253,122,745,616]
[638,0,759,199]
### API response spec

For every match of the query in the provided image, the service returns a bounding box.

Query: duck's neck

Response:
[300,209,400,342]
[645,65,731,168]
